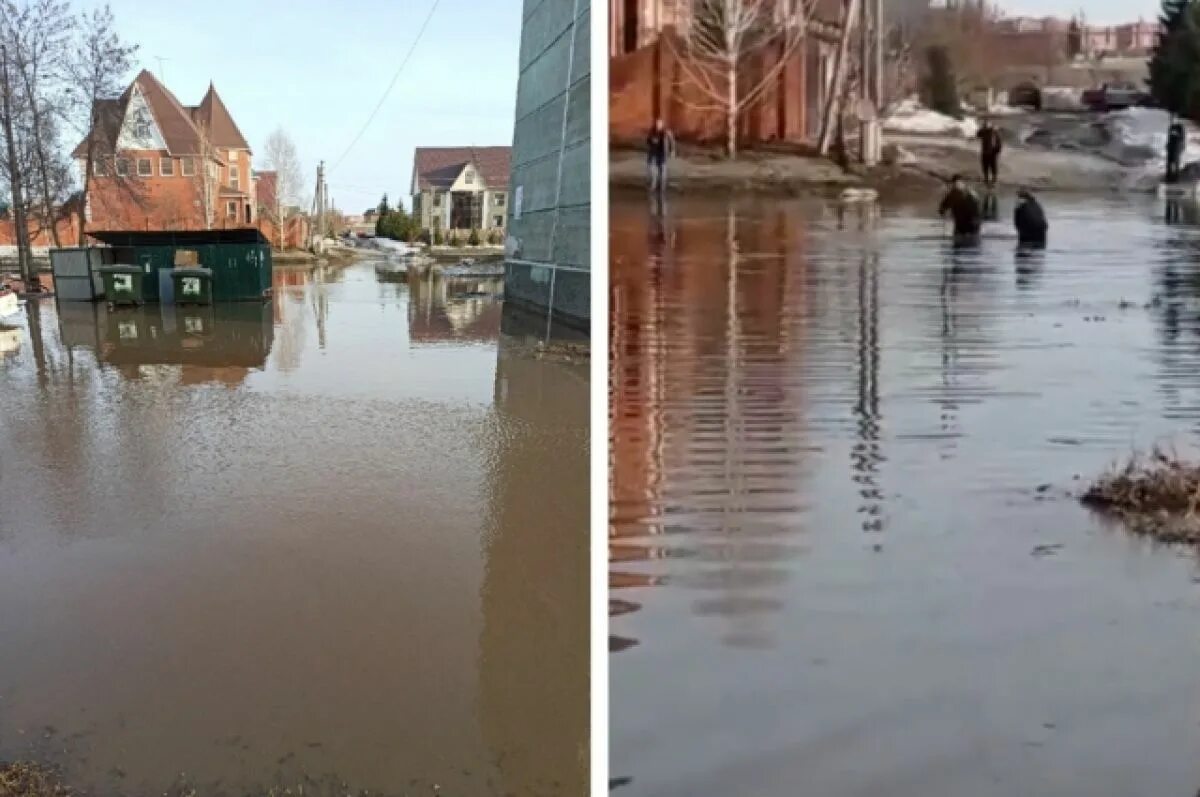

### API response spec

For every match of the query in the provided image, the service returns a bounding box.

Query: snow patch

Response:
[883,99,977,138]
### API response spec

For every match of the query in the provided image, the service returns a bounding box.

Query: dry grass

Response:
[0,762,70,797]
[1081,446,1200,544]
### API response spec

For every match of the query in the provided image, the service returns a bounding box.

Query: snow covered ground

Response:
[883,99,978,139]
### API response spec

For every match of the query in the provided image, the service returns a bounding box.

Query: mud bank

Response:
[611,134,1160,196]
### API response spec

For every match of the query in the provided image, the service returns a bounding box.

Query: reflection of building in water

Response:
[609,198,812,651]
[479,306,588,796]
[407,274,504,345]
[56,301,274,386]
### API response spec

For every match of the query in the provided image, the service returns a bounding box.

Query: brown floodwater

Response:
[610,193,1200,796]
[0,258,588,795]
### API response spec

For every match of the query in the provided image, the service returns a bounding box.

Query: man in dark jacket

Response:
[646,118,675,193]
[1013,188,1048,247]
[977,120,1003,187]
[939,174,982,241]
[1166,122,1185,184]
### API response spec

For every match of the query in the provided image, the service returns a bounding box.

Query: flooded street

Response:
[0,258,587,795]
[610,194,1200,796]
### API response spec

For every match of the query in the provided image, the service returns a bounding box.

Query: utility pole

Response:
[858,0,881,166]
[310,160,325,250]
[0,45,33,289]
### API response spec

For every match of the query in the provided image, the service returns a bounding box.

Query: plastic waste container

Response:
[172,267,213,305]
[98,264,144,306]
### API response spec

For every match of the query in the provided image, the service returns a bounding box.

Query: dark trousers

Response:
[1167,157,1181,184]
[981,152,999,185]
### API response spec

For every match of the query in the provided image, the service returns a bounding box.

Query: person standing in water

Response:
[1013,188,1048,248]
[939,174,983,243]
[1166,122,1185,184]
[976,119,1003,187]
[646,118,675,193]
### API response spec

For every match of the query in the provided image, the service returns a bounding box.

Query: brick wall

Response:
[610,29,821,149]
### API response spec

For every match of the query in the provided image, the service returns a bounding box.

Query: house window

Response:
[115,158,130,177]
[226,200,237,218]
[93,158,109,176]
[464,169,474,185]
[494,192,506,206]
[160,157,174,176]
[433,192,442,207]
[230,165,240,190]
[494,215,504,227]
[181,157,195,177]
[136,158,152,177]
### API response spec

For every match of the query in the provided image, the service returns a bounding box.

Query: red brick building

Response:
[609,0,843,148]
[72,70,258,233]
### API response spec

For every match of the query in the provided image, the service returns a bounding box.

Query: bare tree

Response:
[260,126,304,248]
[5,0,72,247]
[190,123,217,229]
[63,3,136,245]
[0,40,33,284]
[670,0,819,157]
[818,0,860,156]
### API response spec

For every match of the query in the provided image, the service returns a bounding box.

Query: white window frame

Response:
[136,157,152,177]
[230,164,240,190]
[159,157,174,177]
[93,158,109,177]
[494,192,506,206]
[226,200,237,218]
[115,158,130,177]
[181,157,195,177]
[464,169,474,185]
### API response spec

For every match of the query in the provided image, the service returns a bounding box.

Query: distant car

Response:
[1085,84,1149,112]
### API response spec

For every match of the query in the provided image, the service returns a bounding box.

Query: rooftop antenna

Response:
[154,56,168,83]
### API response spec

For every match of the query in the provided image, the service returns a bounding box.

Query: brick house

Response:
[253,169,309,249]
[609,0,843,148]
[72,69,257,233]
[410,147,511,234]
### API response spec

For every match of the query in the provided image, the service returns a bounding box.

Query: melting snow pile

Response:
[1105,107,1200,187]
[883,99,978,138]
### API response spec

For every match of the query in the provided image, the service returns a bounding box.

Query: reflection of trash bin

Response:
[98,265,144,306]
[172,267,213,306]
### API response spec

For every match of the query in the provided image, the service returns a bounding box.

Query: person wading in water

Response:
[939,174,983,245]
[1013,188,1048,248]
[646,118,674,194]
[976,119,1003,187]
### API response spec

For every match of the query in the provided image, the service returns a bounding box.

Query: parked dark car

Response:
[1009,82,1042,110]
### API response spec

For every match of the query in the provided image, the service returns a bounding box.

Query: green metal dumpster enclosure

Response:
[88,229,273,303]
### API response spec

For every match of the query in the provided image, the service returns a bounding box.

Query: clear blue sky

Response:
[997,1,1159,24]
[84,0,522,215]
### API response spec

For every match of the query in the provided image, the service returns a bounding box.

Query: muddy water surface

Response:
[610,194,1200,796]
[0,259,587,795]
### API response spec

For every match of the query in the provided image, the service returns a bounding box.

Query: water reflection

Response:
[611,194,1200,797]
[0,257,586,796]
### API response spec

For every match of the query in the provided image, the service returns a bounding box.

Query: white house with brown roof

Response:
[410,146,511,234]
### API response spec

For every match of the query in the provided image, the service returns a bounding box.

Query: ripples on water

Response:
[0,260,587,796]
[611,194,1200,796]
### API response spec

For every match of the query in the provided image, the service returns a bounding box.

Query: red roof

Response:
[72,70,249,159]
[189,84,250,151]
[412,146,511,191]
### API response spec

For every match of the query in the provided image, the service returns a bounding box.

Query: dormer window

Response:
[465,168,474,185]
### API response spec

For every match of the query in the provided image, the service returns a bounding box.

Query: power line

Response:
[329,0,440,174]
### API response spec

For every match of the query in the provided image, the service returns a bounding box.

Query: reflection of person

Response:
[938,174,982,242]
[1013,188,1048,248]
[646,118,675,193]
[1166,122,1185,184]
[976,119,1003,187]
